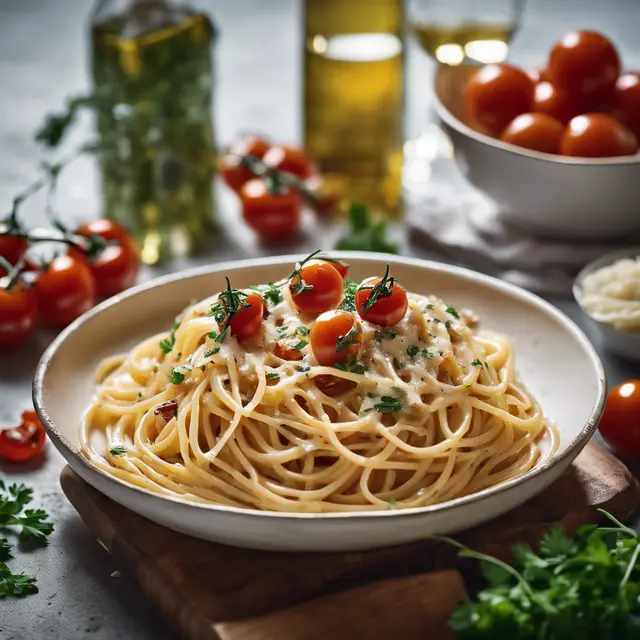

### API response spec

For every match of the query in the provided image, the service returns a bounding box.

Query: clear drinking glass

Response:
[404,0,526,194]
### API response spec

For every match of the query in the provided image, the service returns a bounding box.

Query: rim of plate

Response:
[33,252,607,521]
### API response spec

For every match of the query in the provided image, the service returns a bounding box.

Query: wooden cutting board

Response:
[60,442,639,640]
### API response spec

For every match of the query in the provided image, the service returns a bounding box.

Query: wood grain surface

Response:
[60,442,639,640]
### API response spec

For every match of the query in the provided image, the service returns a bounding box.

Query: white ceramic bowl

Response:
[33,254,606,552]
[574,246,640,362]
[433,63,640,240]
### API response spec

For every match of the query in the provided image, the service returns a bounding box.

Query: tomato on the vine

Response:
[240,178,301,242]
[227,292,264,341]
[273,341,304,361]
[220,137,271,193]
[289,259,343,315]
[35,255,96,326]
[0,411,46,463]
[263,145,317,180]
[0,282,38,349]
[0,236,28,276]
[310,309,362,366]
[355,268,408,327]
[598,380,640,459]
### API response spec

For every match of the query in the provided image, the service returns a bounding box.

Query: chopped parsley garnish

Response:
[445,321,452,329]
[204,347,220,358]
[137,392,143,399]
[276,325,289,339]
[170,368,186,384]
[253,282,283,307]
[338,278,358,313]
[109,446,126,457]
[333,360,367,374]
[406,344,420,358]
[426,304,434,309]
[295,326,310,336]
[159,320,180,354]
[471,359,483,367]
[422,348,436,359]
[208,278,249,342]
[290,339,308,351]
[358,264,395,312]
[393,358,405,369]
[297,364,311,373]
[485,361,489,368]
[374,396,403,414]
[336,324,360,352]
[374,328,397,342]
[387,499,397,509]
[446,306,459,319]
[266,372,280,381]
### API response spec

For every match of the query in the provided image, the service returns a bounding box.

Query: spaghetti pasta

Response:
[80,262,557,513]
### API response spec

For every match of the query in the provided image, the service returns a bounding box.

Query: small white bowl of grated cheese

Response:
[574,248,640,361]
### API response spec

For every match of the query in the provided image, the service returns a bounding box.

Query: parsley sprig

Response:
[374,396,403,413]
[447,510,640,639]
[336,324,360,352]
[338,278,358,313]
[358,264,394,312]
[251,282,283,308]
[208,278,249,341]
[159,320,180,354]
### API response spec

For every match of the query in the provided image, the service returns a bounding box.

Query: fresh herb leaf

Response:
[374,396,403,414]
[295,326,310,336]
[276,325,289,339]
[445,321,451,329]
[338,278,358,313]
[109,446,126,457]
[290,339,308,351]
[0,570,38,597]
[470,359,483,367]
[446,306,459,319]
[333,360,367,374]
[393,358,405,370]
[262,283,283,307]
[406,344,419,358]
[336,324,360,352]
[335,202,398,254]
[159,320,180,354]
[266,372,280,381]
[387,499,397,509]
[374,328,397,342]
[204,348,220,358]
[297,364,311,373]
[208,278,249,338]
[0,539,11,562]
[422,348,436,359]
[170,369,186,384]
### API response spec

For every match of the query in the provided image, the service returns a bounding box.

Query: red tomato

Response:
[548,30,620,100]
[527,67,551,84]
[500,113,565,154]
[560,113,638,157]
[327,259,349,279]
[71,220,139,298]
[310,310,362,366]
[273,340,304,361]
[598,380,640,459]
[219,137,270,193]
[304,175,340,216]
[0,411,46,463]
[35,255,96,326]
[355,272,408,327]
[263,145,317,180]
[0,235,28,272]
[616,72,640,137]
[0,282,38,349]
[227,292,264,341]
[240,178,301,242]
[314,375,357,396]
[466,64,534,136]
[532,82,579,125]
[289,260,343,315]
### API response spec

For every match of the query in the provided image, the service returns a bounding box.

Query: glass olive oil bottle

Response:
[91,0,216,265]
[304,0,404,217]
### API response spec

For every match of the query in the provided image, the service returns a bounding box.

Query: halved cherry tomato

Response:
[616,72,640,137]
[598,380,640,459]
[219,137,271,193]
[548,30,620,100]
[532,82,579,125]
[355,271,408,327]
[0,282,38,349]
[466,64,534,136]
[500,113,564,154]
[273,341,304,361]
[0,411,46,463]
[560,113,638,158]
[35,255,96,326]
[240,178,301,242]
[227,292,264,341]
[70,218,139,298]
[263,145,317,180]
[289,260,343,315]
[310,310,362,366]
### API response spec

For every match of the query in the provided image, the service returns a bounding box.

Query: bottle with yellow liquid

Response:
[90,0,216,265]
[304,0,404,218]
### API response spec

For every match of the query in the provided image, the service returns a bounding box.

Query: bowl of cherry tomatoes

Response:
[433,30,640,240]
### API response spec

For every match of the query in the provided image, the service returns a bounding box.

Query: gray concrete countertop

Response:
[1,1,639,639]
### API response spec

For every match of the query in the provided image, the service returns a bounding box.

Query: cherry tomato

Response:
[616,72,640,137]
[227,292,264,341]
[328,259,349,279]
[273,340,304,361]
[548,30,620,100]
[466,64,534,136]
[355,272,408,327]
[500,113,564,154]
[0,235,28,271]
[0,411,46,463]
[305,175,340,216]
[35,255,96,326]
[532,82,579,125]
[263,145,317,180]
[310,310,362,366]
[598,380,640,459]
[240,178,301,242]
[219,137,270,193]
[75,218,133,246]
[0,282,38,349]
[289,260,343,315]
[527,67,551,84]
[560,113,638,158]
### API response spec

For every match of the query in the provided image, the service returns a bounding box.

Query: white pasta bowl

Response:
[33,253,605,552]
[433,63,640,240]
